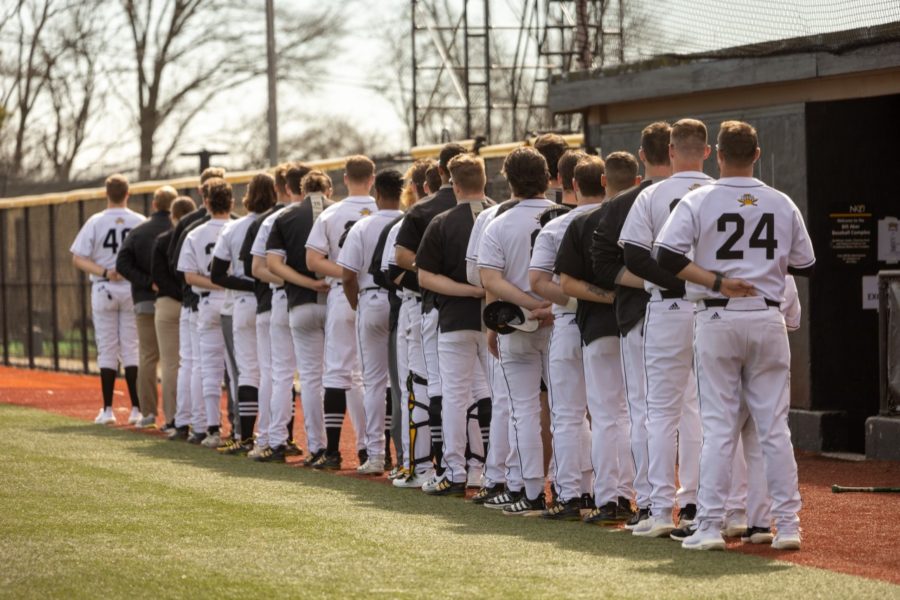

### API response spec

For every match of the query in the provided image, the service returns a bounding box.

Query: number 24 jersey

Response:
[655,176,815,303]
[70,207,146,283]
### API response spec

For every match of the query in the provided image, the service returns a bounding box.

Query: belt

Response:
[704,298,779,308]
[362,286,386,293]
[275,285,285,291]
[659,289,684,299]
[200,291,210,298]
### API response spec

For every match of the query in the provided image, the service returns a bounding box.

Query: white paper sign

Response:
[862,275,879,310]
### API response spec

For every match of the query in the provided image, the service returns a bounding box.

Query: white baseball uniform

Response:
[338,208,403,459]
[529,206,594,503]
[656,176,815,533]
[478,197,555,500]
[70,207,145,371]
[306,196,376,455]
[619,171,714,516]
[178,217,229,431]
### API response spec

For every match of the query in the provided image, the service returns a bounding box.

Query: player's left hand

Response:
[531,305,555,327]
[721,278,756,297]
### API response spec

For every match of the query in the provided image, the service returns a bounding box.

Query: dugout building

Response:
[549,24,900,460]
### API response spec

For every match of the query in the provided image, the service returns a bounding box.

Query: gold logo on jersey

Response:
[360,208,372,216]
[115,217,125,224]
[737,194,758,207]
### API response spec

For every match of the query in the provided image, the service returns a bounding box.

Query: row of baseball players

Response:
[70,118,814,553]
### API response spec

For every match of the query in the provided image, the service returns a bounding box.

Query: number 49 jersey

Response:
[69,207,146,283]
[656,176,815,303]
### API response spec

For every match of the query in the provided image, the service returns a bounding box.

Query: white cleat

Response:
[357,455,386,475]
[633,513,677,538]
[682,520,727,551]
[137,414,157,428]
[127,407,142,425]
[772,532,801,550]
[94,408,116,425]
[722,510,748,538]
[200,432,221,448]
[247,444,269,459]
[393,471,433,489]
[421,473,443,493]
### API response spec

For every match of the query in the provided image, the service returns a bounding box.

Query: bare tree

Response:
[118,0,344,179]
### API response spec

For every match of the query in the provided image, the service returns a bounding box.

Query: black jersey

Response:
[266,195,333,310]
[416,200,490,333]
[239,203,285,314]
[554,206,618,345]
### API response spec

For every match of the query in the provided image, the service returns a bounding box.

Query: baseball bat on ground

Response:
[831,484,900,493]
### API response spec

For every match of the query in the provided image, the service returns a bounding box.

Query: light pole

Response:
[266,0,278,166]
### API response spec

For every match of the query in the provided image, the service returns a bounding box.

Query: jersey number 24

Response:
[716,213,776,260]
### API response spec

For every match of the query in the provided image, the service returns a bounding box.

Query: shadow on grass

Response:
[40,421,791,579]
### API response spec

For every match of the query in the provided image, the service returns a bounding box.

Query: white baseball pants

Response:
[188,309,206,432]
[290,302,327,454]
[488,351,520,489]
[357,290,391,457]
[232,294,259,389]
[324,287,366,451]
[255,310,273,448]
[198,295,225,429]
[269,290,296,448]
[175,305,194,428]
[403,296,431,475]
[421,308,442,399]
[91,282,138,370]
[619,322,651,506]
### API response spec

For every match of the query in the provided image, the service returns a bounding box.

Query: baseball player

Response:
[238,164,291,458]
[395,143,467,490]
[478,146,557,516]
[168,167,226,443]
[655,120,815,551]
[415,154,493,496]
[588,123,674,526]
[177,178,235,448]
[619,119,714,537]
[556,153,642,525]
[70,174,146,426]
[338,169,405,474]
[305,155,377,470]
[116,185,177,428]
[210,173,277,454]
[266,170,334,465]
[151,196,197,433]
[250,162,311,462]
[528,151,597,520]
[534,133,569,205]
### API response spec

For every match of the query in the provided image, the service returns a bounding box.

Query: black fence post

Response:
[49,204,59,370]
[143,192,150,216]
[24,206,34,369]
[0,209,7,366]
[78,201,89,374]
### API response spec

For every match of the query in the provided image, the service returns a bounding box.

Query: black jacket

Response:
[117,211,172,304]
[151,229,182,302]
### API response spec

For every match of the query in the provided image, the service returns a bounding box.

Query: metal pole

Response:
[411,0,418,147]
[143,192,150,216]
[463,0,471,139]
[49,205,59,370]
[78,201,88,373]
[24,207,34,369]
[265,0,279,166]
[0,209,8,366]
[483,0,492,142]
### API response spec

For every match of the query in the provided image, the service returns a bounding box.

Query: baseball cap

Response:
[483,301,539,334]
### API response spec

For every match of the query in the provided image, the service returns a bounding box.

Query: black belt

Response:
[275,285,285,291]
[362,286,385,293]
[704,298,779,308]
[659,289,684,299]
[200,291,210,298]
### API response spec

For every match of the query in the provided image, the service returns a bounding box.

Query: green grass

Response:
[0,404,896,599]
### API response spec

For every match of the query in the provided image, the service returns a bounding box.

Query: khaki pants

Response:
[136,311,160,418]
[154,297,181,423]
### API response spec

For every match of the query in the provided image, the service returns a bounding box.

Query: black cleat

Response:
[425,476,466,497]
[253,444,286,463]
[503,492,546,516]
[625,507,651,530]
[617,496,635,521]
[357,449,368,466]
[541,497,582,521]
[284,440,303,457]
[313,452,342,470]
[483,487,523,510]
[669,522,697,541]
[217,438,253,456]
[302,448,326,467]
[187,431,207,445]
[583,501,620,526]
[678,503,698,526]
[471,483,505,505]
[741,526,774,544]
[167,426,190,442]
[580,493,596,512]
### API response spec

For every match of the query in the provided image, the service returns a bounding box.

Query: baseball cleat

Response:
[669,522,697,541]
[201,432,221,448]
[186,431,207,445]
[137,414,157,428]
[632,513,677,538]
[580,493,596,514]
[357,449,368,466]
[386,466,407,481]
[503,492,546,517]
[127,407,142,425]
[312,452,342,470]
[771,531,801,550]
[420,473,443,494]
[94,408,116,425]
[624,507,650,530]
[541,497,582,521]
[483,488,522,510]
[246,444,269,459]
[583,502,620,526]
[425,476,466,497]
[392,471,432,489]
[471,483,505,505]
[617,497,635,521]
[678,503,698,527]
[167,425,189,441]
[253,444,286,463]
[302,449,326,467]
[159,421,175,434]
[722,510,748,537]
[217,438,253,456]
[284,440,303,457]
[741,527,774,545]
[466,465,484,489]
[681,520,726,551]
[357,455,386,475]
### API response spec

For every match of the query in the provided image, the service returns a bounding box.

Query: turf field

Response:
[1,404,897,599]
